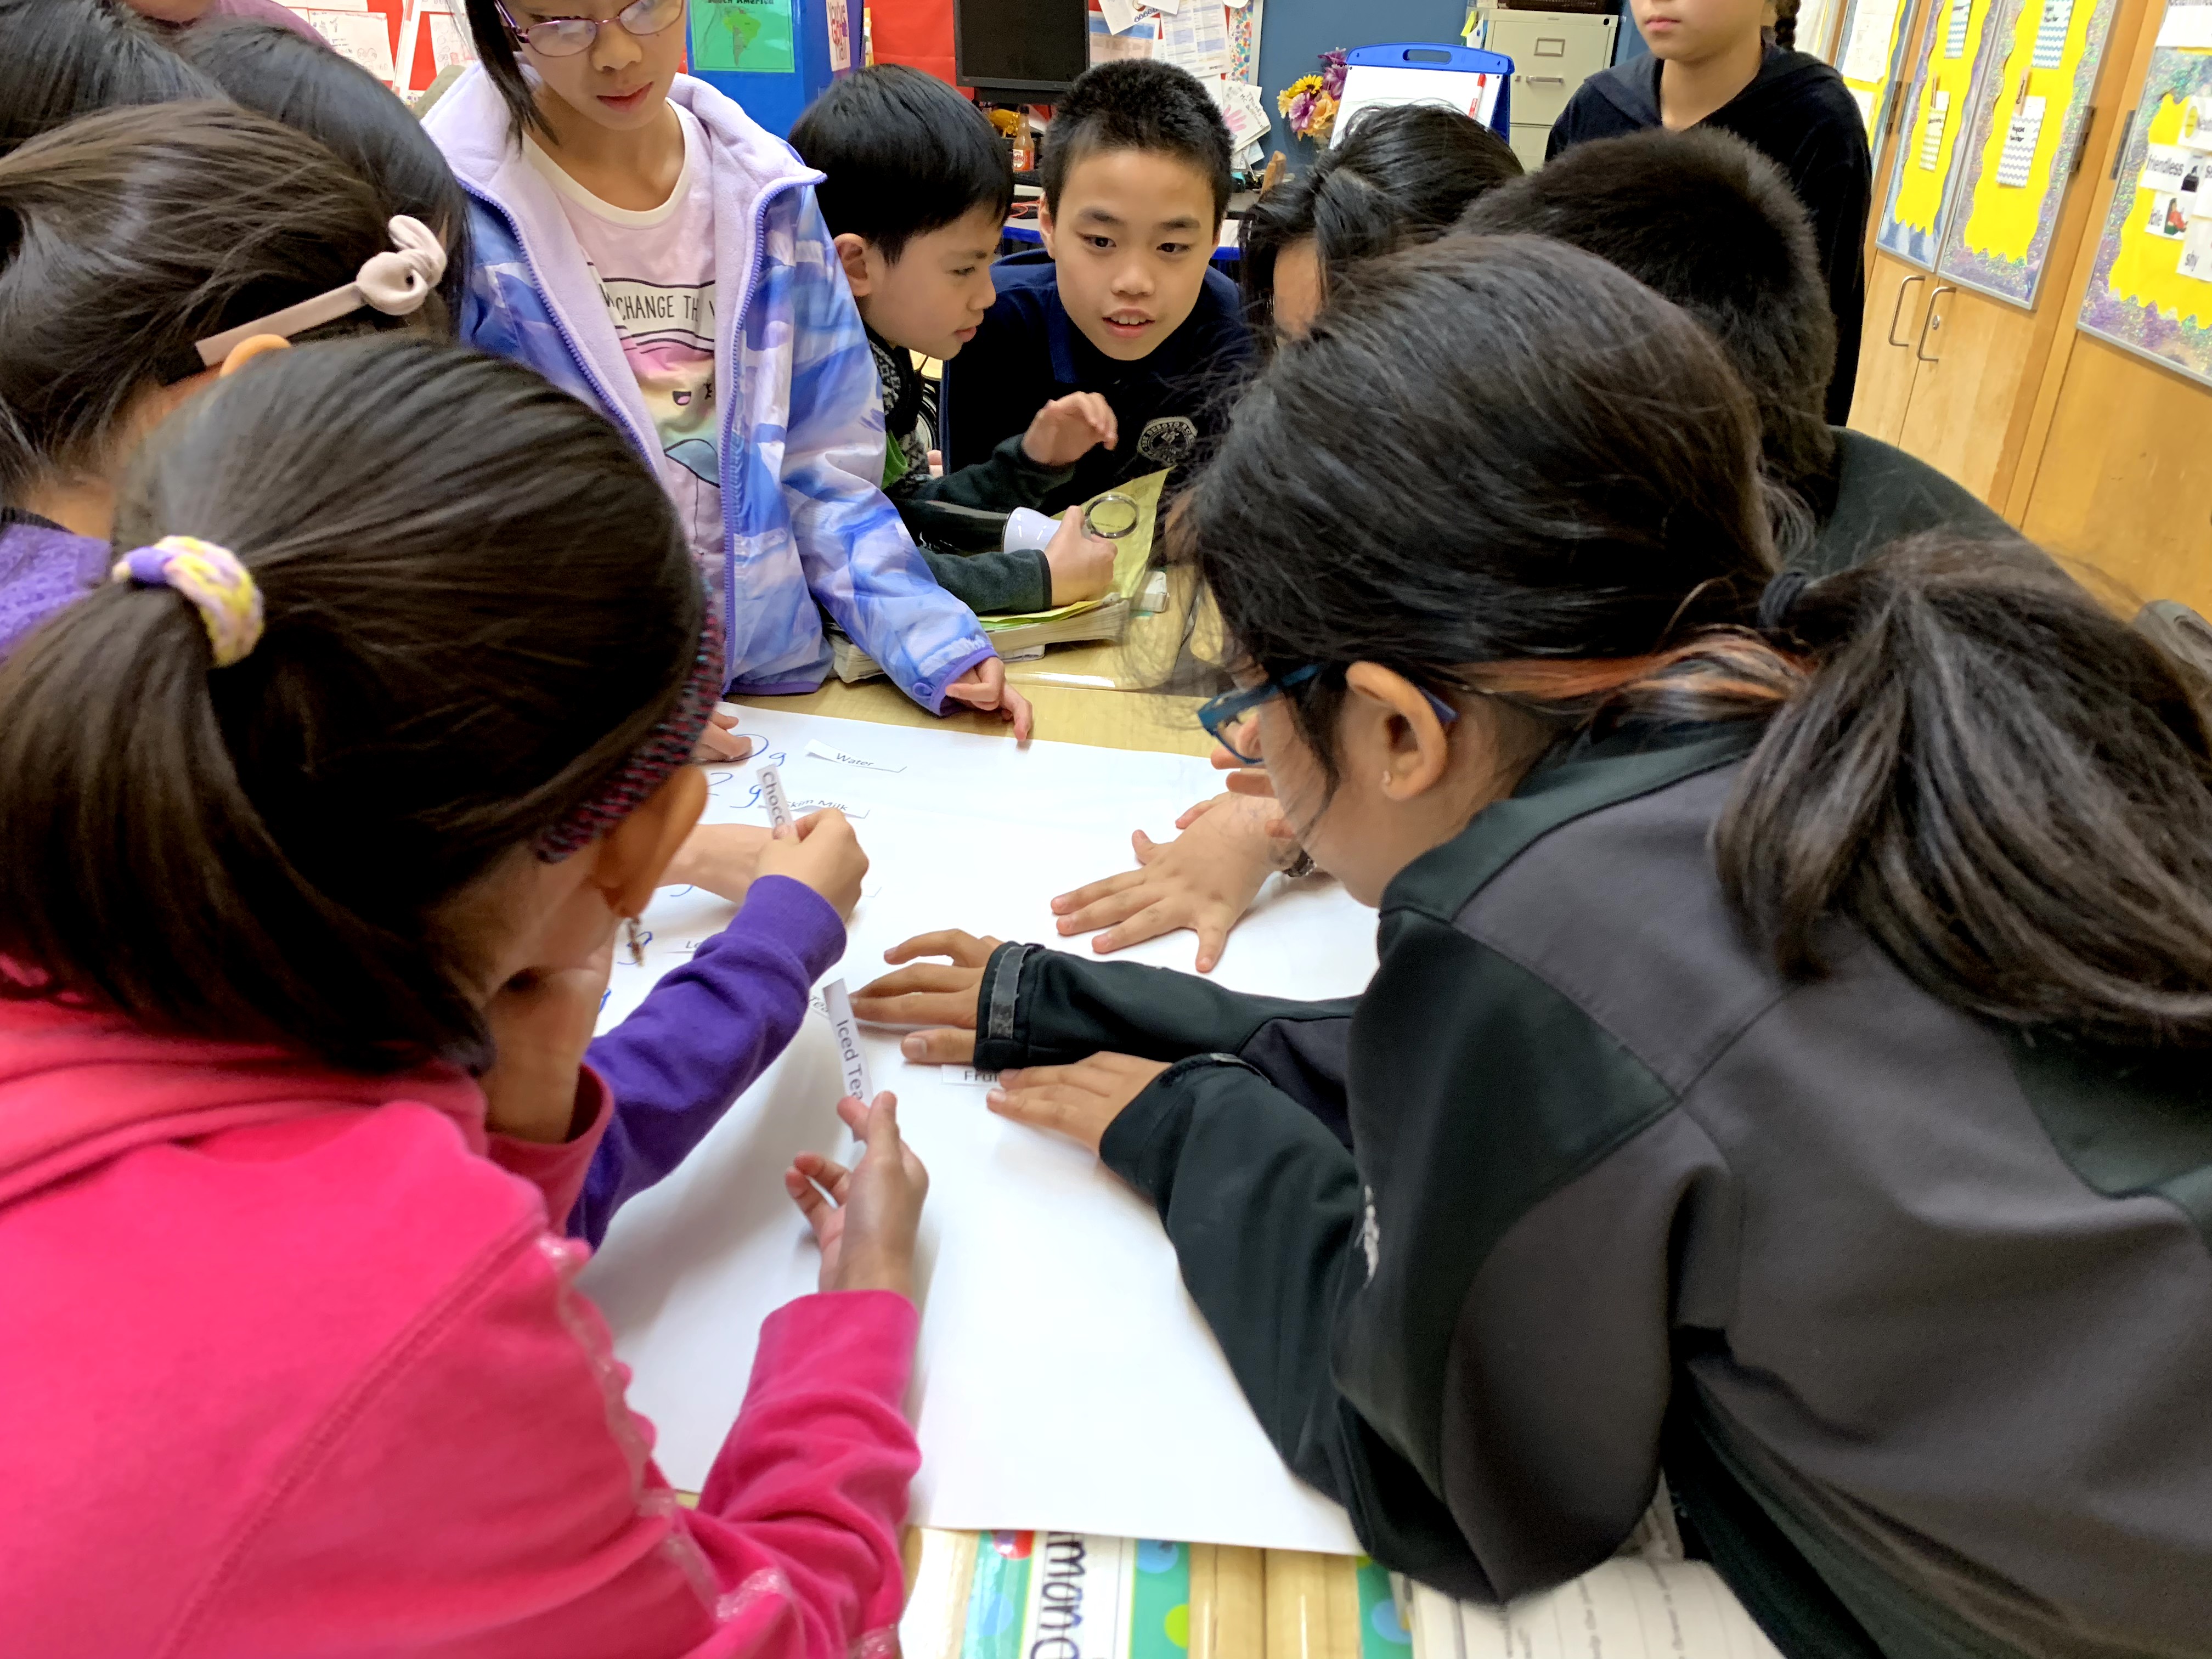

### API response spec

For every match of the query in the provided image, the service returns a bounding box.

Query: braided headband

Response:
[159,216,447,383]
[110,537,725,862]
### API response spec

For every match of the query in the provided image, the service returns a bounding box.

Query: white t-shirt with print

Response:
[528,105,722,568]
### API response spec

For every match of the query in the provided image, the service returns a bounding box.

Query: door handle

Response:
[1887,273,1927,347]
[1915,284,1957,362]
[1522,75,1567,84]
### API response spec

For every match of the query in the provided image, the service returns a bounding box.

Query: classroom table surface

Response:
[747,674,1365,1659]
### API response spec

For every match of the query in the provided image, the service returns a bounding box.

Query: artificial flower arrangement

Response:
[1278,48,1347,144]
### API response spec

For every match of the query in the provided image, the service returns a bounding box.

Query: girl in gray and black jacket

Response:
[854,236,2212,1658]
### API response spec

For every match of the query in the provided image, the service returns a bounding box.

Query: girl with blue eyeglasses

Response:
[427,0,1030,733]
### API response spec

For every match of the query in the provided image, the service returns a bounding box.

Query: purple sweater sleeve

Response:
[574,876,847,1247]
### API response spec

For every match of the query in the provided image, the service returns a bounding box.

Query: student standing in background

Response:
[1548,0,1869,423]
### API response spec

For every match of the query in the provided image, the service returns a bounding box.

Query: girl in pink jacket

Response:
[0,330,927,1658]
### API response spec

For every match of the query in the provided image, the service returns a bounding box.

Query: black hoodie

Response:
[1549,47,1871,424]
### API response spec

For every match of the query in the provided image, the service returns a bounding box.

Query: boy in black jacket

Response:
[791,66,1119,616]
[1548,0,1870,423]
[941,60,1254,514]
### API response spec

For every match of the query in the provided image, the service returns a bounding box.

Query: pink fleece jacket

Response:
[0,992,918,1659]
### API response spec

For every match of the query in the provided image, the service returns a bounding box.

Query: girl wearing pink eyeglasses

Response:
[425,0,1032,736]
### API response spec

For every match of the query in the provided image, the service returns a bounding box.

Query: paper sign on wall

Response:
[1920,89,1951,168]
[2180,208,2212,281]
[1841,0,1903,81]
[2032,0,2075,66]
[1996,95,2048,185]
[299,9,395,82]
[1944,0,1972,57]
[690,0,795,72]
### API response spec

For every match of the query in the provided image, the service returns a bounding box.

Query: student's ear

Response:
[1344,662,1453,802]
[1038,202,1057,261]
[595,766,709,922]
[218,334,293,377]
[832,232,877,298]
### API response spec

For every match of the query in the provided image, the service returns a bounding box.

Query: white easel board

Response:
[1333,63,1504,143]
[579,707,1375,1553]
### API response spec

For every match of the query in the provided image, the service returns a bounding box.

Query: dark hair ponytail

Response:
[1239,104,1523,338]
[0,0,222,159]
[0,336,698,1074]
[0,103,432,505]
[1721,541,2212,1043]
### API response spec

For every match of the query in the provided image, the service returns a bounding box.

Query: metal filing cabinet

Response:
[1475,9,1620,171]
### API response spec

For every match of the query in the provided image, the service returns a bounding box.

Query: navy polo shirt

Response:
[941,250,1254,515]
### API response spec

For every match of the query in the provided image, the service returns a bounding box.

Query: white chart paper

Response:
[580,709,1375,1553]
[1944,0,1972,57]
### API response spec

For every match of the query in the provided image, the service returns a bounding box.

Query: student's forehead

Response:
[1058,146,1216,225]
[914,207,1003,258]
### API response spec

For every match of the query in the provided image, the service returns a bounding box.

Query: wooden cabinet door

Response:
[2018,335,2212,610]
[1893,282,2042,495]
[1852,251,1936,442]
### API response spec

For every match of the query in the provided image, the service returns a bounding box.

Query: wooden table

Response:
[750,675,1362,1659]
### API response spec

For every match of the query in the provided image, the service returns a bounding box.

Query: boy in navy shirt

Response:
[943,60,1252,513]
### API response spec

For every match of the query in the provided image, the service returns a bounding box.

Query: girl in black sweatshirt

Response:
[1549,0,1871,422]
[855,236,2212,1657]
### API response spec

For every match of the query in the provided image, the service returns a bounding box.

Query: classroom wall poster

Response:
[1937,0,2124,304]
[1877,0,2012,266]
[690,0,796,73]
[2076,0,2212,387]
[1833,0,1916,145]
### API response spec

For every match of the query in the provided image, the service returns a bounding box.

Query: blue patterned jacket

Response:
[424,70,991,709]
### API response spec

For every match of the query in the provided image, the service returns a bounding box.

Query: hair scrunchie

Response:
[110,535,265,668]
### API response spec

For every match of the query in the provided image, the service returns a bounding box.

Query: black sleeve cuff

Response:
[1099,1053,1263,1209]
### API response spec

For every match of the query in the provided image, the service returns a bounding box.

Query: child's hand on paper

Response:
[692,708,754,763]
[987,1053,1171,1154]
[1043,508,1117,607]
[1021,391,1118,468]
[943,656,1036,741]
[1049,793,1295,973]
[659,822,770,903]
[479,930,614,1145]
[852,929,1003,1063]
[753,808,868,921]
[785,1091,929,1300]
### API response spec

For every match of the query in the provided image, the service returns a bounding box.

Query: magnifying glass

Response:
[1081,492,1142,540]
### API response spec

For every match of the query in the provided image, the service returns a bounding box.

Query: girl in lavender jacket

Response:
[428,0,1030,735]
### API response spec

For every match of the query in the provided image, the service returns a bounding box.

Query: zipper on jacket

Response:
[718,176,811,677]
[458,181,661,467]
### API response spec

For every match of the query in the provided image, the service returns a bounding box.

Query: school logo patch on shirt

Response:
[1136,415,1199,467]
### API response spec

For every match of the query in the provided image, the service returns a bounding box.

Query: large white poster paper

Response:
[580,709,1375,1553]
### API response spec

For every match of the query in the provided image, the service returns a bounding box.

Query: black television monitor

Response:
[955,0,1088,101]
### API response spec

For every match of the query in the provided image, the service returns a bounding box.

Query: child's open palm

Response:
[1021,392,1118,468]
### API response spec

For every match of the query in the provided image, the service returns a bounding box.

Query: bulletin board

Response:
[2075,0,2212,386]
[1937,0,2126,303]
[1833,0,1920,146]
[1876,0,2014,266]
